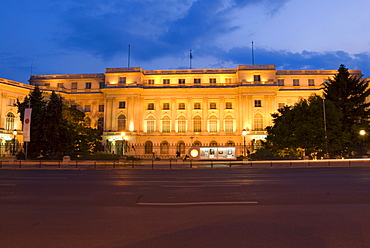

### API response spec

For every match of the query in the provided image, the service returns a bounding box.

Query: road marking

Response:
[137,201,258,206]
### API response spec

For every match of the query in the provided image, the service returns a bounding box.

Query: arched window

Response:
[84,117,91,127]
[118,115,126,131]
[177,141,185,155]
[253,113,263,131]
[209,116,218,132]
[145,141,153,154]
[162,116,170,133]
[146,116,155,133]
[226,141,235,146]
[193,141,202,147]
[177,116,186,133]
[97,117,104,131]
[193,116,201,132]
[225,116,234,132]
[5,113,15,130]
[210,141,218,147]
[160,141,169,154]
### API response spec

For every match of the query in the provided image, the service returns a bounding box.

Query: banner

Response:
[23,108,32,142]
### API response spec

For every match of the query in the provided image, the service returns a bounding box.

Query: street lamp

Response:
[242,129,247,157]
[360,130,366,155]
[12,129,17,156]
[121,132,126,156]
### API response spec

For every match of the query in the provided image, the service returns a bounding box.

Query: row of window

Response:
[147,102,234,110]
[146,78,233,85]
[80,100,264,113]
[57,82,105,89]
[277,79,316,86]
[116,114,264,133]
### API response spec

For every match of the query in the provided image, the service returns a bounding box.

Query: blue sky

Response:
[1,0,370,83]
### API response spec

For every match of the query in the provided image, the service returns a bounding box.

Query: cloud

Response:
[53,0,289,62]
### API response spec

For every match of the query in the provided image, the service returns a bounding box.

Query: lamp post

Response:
[360,130,366,155]
[12,129,17,156]
[242,129,247,157]
[121,132,126,156]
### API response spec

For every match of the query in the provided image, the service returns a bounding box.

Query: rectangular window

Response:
[194,103,201,109]
[163,103,170,110]
[119,101,126,109]
[85,82,91,89]
[148,79,154,85]
[178,103,185,110]
[210,102,217,109]
[162,119,170,133]
[277,79,284,86]
[147,119,155,133]
[209,118,218,132]
[57,83,64,88]
[293,79,300,86]
[308,79,315,86]
[194,78,201,84]
[84,105,91,112]
[119,77,126,84]
[225,78,232,84]
[147,103,154,110]
[8,98,15,106]
[193,117,202,132]
[254,75,261,82]
[225,118,233,132]
[254,100,262,107]
[178,119,186,133]
[99,82,105,89]
[71,82,77,89]
[163,79,170,84]
[178,79,185,84]
[209,78,216,84]
[225,102,233,109]
[98,105,104,112]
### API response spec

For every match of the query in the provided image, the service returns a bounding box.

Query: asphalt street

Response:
[1,167,370,247]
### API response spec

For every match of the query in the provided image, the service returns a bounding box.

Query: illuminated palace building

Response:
[0,65,364,158]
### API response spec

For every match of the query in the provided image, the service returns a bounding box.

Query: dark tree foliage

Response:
[16,86,47,158]
[323,64,370,155]
[16,88,102,159]
[266,95,343,158]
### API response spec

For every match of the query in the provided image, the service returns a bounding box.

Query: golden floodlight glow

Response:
[360,130,366,136]
[190,149,199,158]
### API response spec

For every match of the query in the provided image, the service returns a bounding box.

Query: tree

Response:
[266,95,343,158]
[16,86,47,158]
[323,64,370,155]
[17,88,102,159]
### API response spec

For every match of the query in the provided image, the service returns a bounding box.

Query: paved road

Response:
[1,168,370,247]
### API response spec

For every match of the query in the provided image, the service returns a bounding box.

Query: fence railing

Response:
[1,158,370,170]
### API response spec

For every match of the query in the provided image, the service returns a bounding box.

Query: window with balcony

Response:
[178,116,186,133]
[193,116,202,132]
[162,116,170,133]
[253,113,263,131]
[118,115,126,131]
[225,116,234,132]
[146,116,155,133]
[209,116,218,132]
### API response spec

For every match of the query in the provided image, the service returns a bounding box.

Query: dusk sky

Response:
[1,0,370,83]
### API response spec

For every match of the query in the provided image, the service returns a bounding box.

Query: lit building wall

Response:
[0,65,364,157]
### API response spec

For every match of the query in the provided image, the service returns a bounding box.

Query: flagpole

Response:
[252,41,255,65]
[190,50,192,69]
[128,45,131,68]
